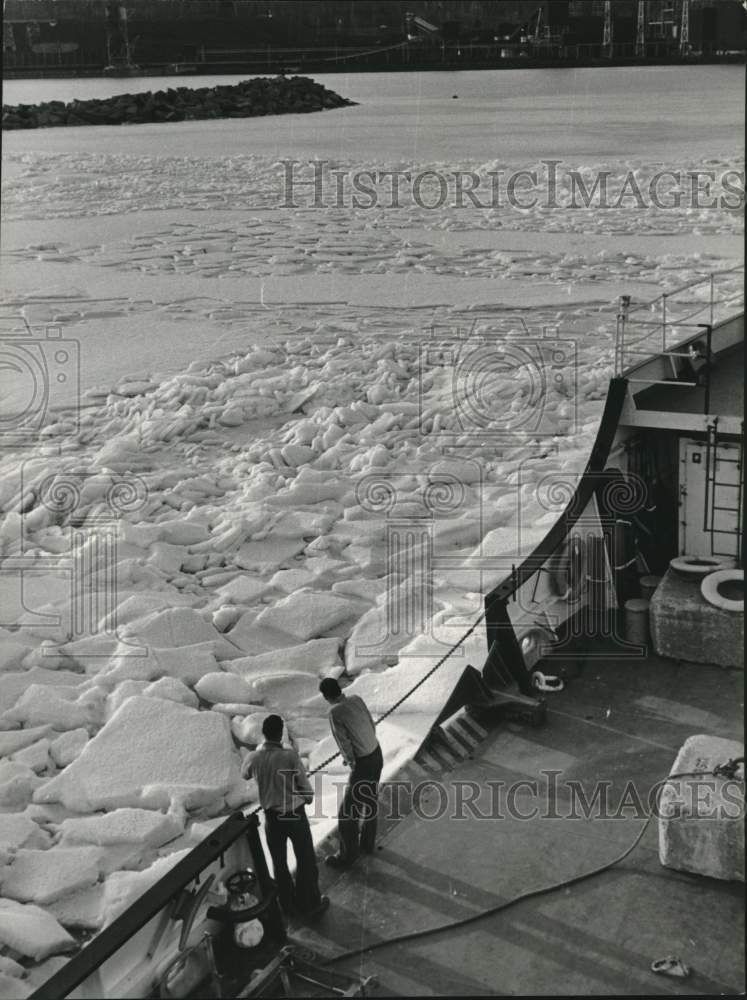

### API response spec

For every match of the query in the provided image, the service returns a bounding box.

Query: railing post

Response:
[710,272,714,330]
[704,323,712,415]
[661,293,667,352]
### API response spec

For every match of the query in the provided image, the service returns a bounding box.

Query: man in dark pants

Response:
[243,715,329,919]
[319,678,383,869]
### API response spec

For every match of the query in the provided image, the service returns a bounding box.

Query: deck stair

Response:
[414,712,487,775]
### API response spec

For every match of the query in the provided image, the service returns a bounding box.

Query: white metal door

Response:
[679,438,742,557]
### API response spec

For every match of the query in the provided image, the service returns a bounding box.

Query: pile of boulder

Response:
[2,75,356,130]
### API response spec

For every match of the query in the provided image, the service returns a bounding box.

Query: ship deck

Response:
[290,641,744,996]
[633,341,744,419]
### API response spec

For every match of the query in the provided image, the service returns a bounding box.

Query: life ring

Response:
[548,534,587,603]
[670,555,735,580]
[700,569,744,613]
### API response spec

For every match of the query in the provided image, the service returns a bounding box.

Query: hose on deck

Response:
[322,762,743,968]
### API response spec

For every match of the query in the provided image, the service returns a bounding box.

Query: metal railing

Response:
[613,265,744,382]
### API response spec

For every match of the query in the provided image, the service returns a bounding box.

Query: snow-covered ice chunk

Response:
[5,686,100,732]
[251,672,323,714]
[269,568,316,594]
[58,808,182,849]
[0,898,77,960]
[194,672,254,705]
[256,591,360,642]
[224,614,298,656]
[218,405,244,427]
[234,537,307,573]
[115,379,157,397]
[0,668,85,717]
[48,883,106,931]
[0,955,24,979]
[344,603,416,675]
[11,739,52,774]
[103,680,151,717]
[0,641,32,673]
[0,725,53,758]
[0,813,49,852]
[210,702,264,717]
[0,972,30,999]
[99,848,190,927]
[0,846,102,905]
[0,759,44,810]
[228,637,341,679]
[215,575,268,605]
[303,555,355,584]
[102,641,218,684]
[147,542,189,575]
[34,697,240,813]
[158,519,211,546]
[212,605,243,633]
[231,713,266,746]
[120,607,222,649]
[281,444,317,467]
[98,590,195,632]
[142,676,199,708]
[332,577,390,603]
[270,509,335,539]
[49,730,89,768]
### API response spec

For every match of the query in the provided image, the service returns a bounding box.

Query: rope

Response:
[243,609,488,812]
[322,764,742,968]
[304,612,486,778]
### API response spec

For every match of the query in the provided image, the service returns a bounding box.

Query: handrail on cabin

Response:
[622,264,744,319]
[615,266,744,377]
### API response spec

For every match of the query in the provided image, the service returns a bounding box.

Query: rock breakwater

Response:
[2,75,356,130]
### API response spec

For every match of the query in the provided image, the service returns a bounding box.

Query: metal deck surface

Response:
[290,643,744,996]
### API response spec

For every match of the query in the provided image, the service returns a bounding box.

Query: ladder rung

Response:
[713,506,740,513]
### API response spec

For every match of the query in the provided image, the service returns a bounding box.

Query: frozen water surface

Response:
[0,65,743,963]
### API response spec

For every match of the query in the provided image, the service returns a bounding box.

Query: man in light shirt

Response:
[243,714,329,919]
[319,678,383,869]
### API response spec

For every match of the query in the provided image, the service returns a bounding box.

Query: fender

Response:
[700,569,744,613]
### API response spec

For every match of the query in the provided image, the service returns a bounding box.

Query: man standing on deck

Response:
[243,714,329,919]
[319,678,383,869]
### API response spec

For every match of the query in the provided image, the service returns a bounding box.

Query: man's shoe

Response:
[302,895,330,920]
[325,854,354,869]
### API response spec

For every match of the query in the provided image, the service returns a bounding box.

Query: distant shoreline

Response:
[3,52,745,81]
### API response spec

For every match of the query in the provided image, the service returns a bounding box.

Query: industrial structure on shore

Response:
[3,0,745,76]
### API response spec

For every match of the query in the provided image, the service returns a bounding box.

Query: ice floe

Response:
[34,697,242,813]
[0,899,77,960]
